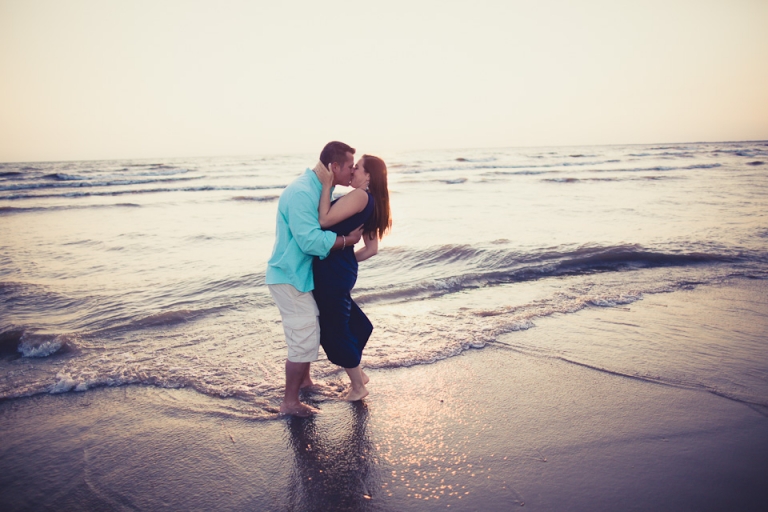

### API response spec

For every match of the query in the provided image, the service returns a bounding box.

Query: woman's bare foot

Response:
[279,401,320,417]
[345,385,369,402]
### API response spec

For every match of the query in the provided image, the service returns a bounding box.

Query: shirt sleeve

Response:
[288,190,336,258]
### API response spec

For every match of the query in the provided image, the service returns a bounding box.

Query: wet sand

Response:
[2,287,768,511]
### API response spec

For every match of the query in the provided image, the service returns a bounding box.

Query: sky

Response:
[1,0,767,162]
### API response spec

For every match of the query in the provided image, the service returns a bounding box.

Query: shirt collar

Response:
[305,168,334,195]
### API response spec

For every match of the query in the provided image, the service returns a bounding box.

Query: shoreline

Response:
[2,283,768,511]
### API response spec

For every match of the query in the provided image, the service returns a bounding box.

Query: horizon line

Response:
[2,138,767,165]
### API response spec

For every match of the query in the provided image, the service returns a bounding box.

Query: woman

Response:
[313,155,392,401]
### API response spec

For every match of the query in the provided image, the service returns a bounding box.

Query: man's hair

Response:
[320,141,355,169]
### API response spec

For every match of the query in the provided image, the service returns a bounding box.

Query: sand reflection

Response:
[285,402,380,511]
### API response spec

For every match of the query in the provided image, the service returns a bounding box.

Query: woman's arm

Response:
[313,161,335,228]
[319,188,368,228]
[355,233,379,262]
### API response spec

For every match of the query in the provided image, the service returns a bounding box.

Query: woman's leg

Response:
[344,365,369,401]
[316,287,370,399]
[349,300,373,386]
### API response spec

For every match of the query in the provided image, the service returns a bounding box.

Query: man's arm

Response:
[330,226,364,251]
[287,191,336,257]
[287,191,364,257]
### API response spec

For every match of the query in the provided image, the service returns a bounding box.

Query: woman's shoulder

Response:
[344,188,370,207]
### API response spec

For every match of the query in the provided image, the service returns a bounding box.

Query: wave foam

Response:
[18,333,77,357]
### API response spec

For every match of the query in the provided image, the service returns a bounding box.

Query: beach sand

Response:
[2,284,768,511]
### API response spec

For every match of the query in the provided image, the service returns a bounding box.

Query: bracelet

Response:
[342,235,346,250]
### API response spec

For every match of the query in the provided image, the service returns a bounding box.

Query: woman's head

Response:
[350,158,370,190]
[354,155,391,240]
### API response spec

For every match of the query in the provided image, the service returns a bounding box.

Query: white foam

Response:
[18,334,65,358]
[50,372,77,393]
[589,294,642,307]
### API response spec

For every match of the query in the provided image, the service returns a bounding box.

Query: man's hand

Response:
[346,225,364,246]
[332,225,365,251]
[313,161,333,187]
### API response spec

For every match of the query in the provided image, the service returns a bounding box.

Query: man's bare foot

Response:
[345,385,369,402]
[279,401,320,417]
[361,369,370,385]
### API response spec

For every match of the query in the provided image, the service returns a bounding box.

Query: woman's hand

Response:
[355,232,379,262]
[313,161,333,188]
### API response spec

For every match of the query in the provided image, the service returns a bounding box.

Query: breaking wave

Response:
[355,242,759,305]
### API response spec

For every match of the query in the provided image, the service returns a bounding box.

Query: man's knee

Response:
[283,315,320,363]
[269,284,321,362]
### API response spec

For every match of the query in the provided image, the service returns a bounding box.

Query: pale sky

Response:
[1,0,767,162]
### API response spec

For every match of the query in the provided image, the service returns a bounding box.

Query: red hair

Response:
[362,155,392,240]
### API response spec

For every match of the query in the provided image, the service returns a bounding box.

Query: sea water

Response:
[1,142,767,418]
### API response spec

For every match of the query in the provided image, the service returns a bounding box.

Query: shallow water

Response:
[1,141,767,417]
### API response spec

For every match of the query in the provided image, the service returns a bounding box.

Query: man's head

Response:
[320,141,355,187]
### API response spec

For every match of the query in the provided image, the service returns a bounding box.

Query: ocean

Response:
[2,141,767,419]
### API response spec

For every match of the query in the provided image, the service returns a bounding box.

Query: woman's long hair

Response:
[362,155,392,240]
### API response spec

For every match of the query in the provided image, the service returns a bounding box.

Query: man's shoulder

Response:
[283,170,315,193]
[280,170,317,205]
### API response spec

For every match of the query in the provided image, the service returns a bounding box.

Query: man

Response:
[266,141,364,417]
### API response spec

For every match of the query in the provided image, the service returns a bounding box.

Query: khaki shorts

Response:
[268,284,321,363]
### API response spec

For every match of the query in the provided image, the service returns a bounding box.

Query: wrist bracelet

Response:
[342,235,346,250]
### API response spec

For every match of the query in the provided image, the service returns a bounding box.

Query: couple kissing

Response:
[266,141,392,417]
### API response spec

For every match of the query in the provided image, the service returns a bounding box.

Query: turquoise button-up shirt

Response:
[266,169,336,292]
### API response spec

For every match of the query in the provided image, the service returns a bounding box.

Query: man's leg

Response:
[300,362,314,389]
[268,284,321,417]
[281,360,318,417]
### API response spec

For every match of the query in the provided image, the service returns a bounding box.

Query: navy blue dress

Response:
[312,192,375,368]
